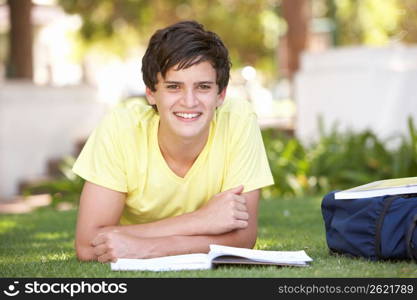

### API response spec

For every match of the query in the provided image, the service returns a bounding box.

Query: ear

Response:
[216,87,227,107]
[145,87,157,105]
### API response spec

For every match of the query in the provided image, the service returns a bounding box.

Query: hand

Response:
[91,229,145,263]
[197,185,249,235]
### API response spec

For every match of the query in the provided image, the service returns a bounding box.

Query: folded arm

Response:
[75,181,260,262]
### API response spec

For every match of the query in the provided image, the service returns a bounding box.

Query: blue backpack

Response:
[321,191,417,261]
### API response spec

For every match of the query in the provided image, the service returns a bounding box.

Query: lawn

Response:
[0,194,416,278]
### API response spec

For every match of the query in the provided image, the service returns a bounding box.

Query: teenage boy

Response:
[73,20,274,262]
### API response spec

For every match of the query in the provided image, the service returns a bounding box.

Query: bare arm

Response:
[75,181,259,261]
[74,182,126,261]
[91,189,260,262]
[106,184,250,238]
[138,188,260,255]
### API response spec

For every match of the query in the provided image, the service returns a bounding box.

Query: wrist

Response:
[128,236,155,259]
[134,236,175,259]
[97,225,119,236]
[187,208,208,235]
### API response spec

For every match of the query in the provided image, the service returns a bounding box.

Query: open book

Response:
[334,176,417,200]
[110,244,313,271]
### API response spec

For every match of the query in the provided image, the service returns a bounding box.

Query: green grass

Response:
[0,195,416,278]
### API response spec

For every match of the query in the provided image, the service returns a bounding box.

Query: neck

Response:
[157,125,209,166]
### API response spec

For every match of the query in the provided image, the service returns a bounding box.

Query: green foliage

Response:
[262,117,417,197]
[308,122,393,189]
[22,156,84,208]
[261,130,311,198]
[392,117,417,177]
[324,0,403,46]
[57,0,283,71]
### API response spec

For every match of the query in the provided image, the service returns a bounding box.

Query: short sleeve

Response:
[222,112,274,193]
[72,110,128,192]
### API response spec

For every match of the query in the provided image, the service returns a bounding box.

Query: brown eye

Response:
[199,84,211,90]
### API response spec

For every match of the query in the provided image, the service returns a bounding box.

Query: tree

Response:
[397,0,417,44]
[7,0,33,79]
[58,0,281,72]
[281,0,311,79]
[325,0,402,46]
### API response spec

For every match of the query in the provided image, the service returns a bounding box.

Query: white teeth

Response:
[175,112,200,119]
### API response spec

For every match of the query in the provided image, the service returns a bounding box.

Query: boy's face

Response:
[146,61,226,141]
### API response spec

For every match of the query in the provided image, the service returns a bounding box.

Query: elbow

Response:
[233,228,257,249]
[76,248,96,262]
[76,251,94,262]
[244,232,257,249]
[242,223,258,249]
[75,241,96,262]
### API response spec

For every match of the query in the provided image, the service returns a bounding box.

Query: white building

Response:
[295,44,417,144]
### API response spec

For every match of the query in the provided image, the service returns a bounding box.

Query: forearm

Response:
[78,225,257,261]
[76,205,236,261]
[96,188,260,240]
[76,187,260,261]
[99,210,207,238]
[142,227,258,258]
[76,210,208,261]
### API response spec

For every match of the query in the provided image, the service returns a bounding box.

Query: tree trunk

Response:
[7,0,33,80]
[281,0,310,80]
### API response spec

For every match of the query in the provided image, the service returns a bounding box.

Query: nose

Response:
[182,88,198,108]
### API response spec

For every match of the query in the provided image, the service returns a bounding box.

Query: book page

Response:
[208,245,313,264]
[111,253,210,271]
[343,177,417,192]
[211,256,309,266]
[335,176,417,199]
[110,246,313,271]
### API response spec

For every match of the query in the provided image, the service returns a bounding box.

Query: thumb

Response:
[228,185,244,195]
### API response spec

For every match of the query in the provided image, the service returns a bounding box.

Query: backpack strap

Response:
[374,195,397,259]
[406,213,417,261]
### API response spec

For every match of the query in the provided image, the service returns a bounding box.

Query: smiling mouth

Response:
[173,112,202,120]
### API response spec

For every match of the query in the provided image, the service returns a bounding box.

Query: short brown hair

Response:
[142,20,231,94]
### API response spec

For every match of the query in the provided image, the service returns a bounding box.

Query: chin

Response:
[176,124,207,138]
[177,130,203,139]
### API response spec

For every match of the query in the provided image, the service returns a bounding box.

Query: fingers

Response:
[92,244,108,256]
[91,232,117,263]
[234,210,249,221]
[235,202,247,212]
[231,194,247,213]
[231,196,249,228]
[92,228,120,246]
[226,185,244,195]
[233,219,248,229]
[233,194,246,205]
[97,252,117,263]
[91,232,106,247]
[202,186,249,234]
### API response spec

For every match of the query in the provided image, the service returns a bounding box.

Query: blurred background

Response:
[1,0,417,212]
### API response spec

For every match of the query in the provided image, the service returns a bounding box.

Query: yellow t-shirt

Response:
[72,97,274,225]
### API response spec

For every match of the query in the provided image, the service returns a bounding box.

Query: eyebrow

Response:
[163,81,215,85]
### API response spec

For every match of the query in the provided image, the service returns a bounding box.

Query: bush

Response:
[262,117,417,197]
[22,156,84,208]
